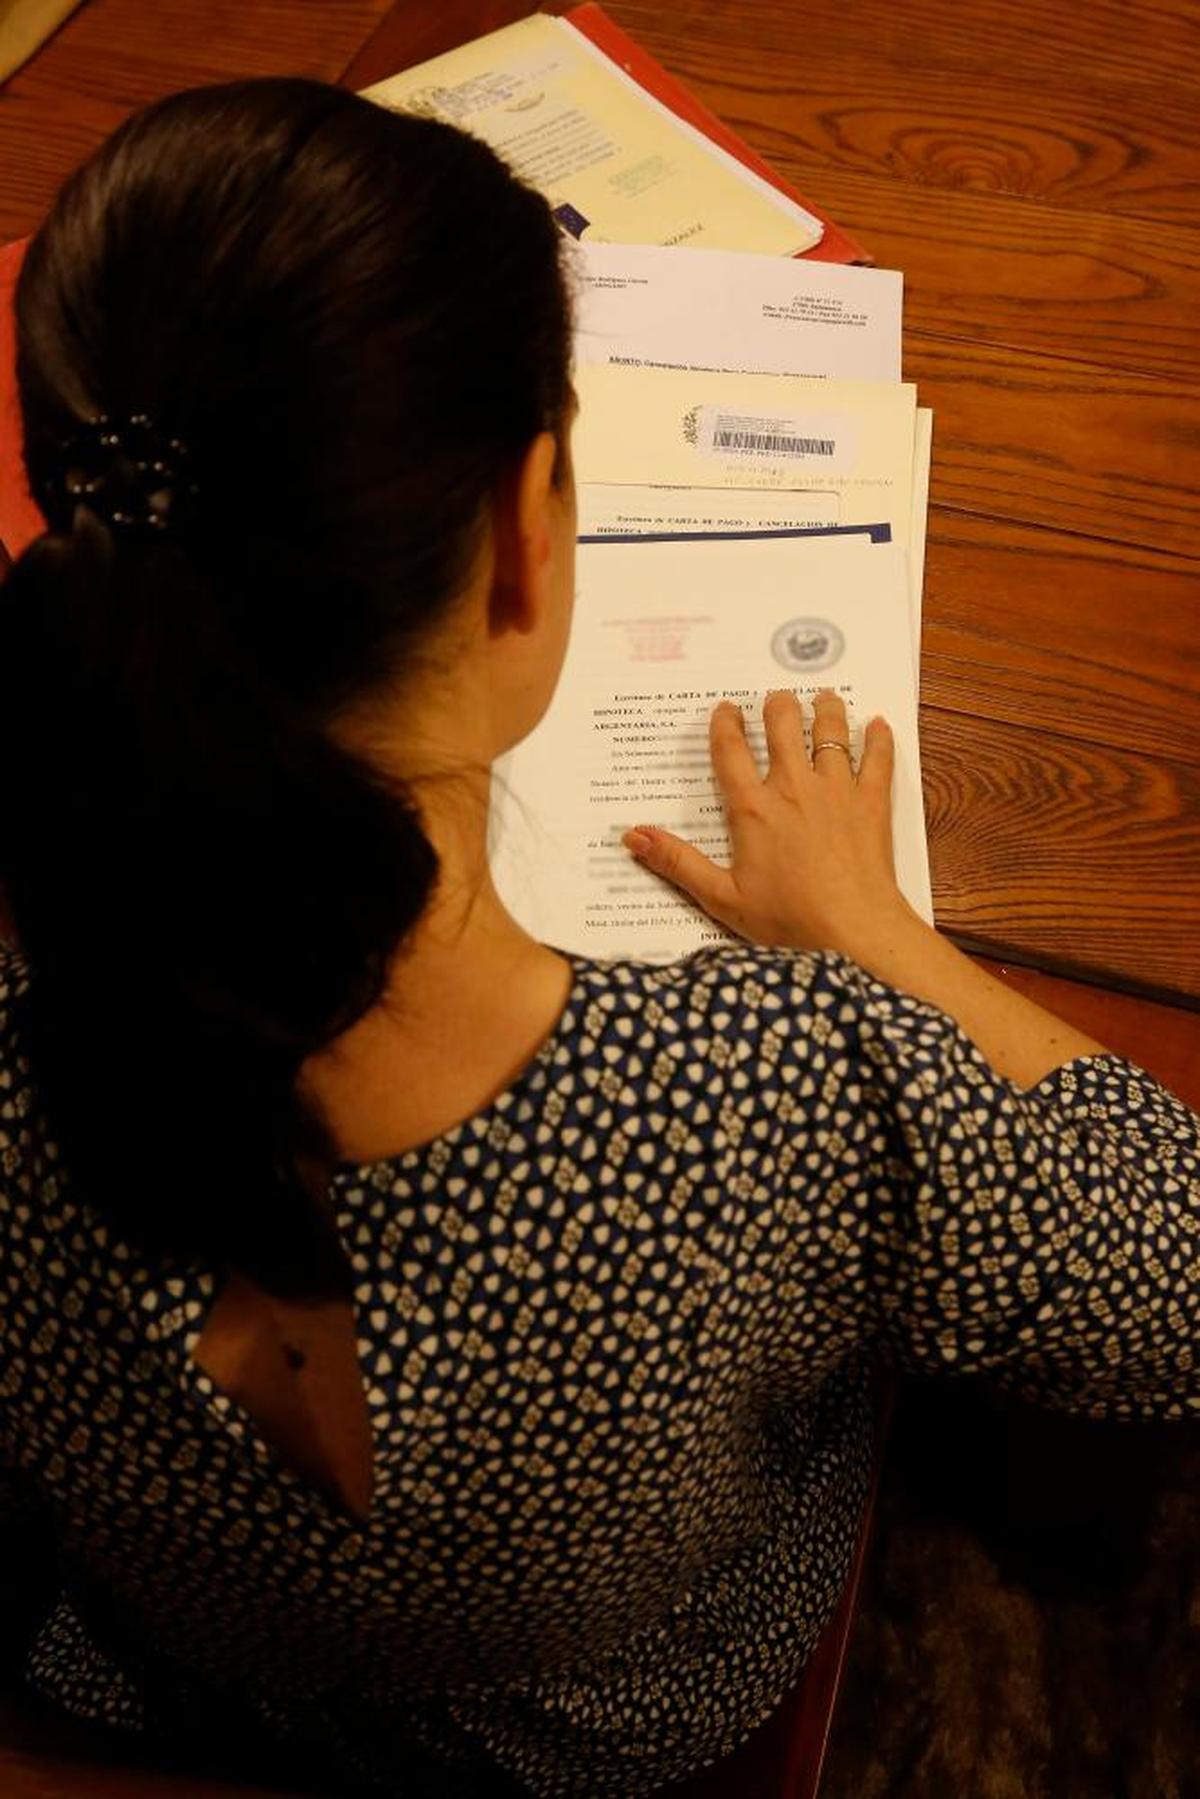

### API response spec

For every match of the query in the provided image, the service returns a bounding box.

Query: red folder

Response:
[0,236,40,560]
[563,4,868,266]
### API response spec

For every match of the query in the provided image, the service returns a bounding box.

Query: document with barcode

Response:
[573,362,917,554]
[490,533,932,962]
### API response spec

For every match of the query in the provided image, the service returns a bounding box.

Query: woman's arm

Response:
[624,690,1106,1089]
[831,954,1200,1419]
[622,691,1200,1419]
[818,904,1105,1089]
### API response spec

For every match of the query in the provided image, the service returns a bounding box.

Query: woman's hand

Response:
[622,689,917,962]
[622,687,1110,1086]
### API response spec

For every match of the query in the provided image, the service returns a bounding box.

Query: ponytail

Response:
[0,507,436,1296]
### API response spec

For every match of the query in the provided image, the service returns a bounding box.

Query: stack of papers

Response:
[492,242,934,964]
[371,16,934,963]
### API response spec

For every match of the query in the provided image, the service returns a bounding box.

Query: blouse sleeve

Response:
[785,954,1200,1420]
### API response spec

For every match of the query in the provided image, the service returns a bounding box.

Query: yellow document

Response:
[362,14,822,255]
[573,363,918,548]
[0,0,81,83]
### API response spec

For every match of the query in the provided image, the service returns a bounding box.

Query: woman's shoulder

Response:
[566,942,876,1053]
[578,941,877,1002]
[577,940,816,994]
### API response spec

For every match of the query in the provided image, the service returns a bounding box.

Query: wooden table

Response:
[603,1,1200,1005]
[2,0,1196,1104]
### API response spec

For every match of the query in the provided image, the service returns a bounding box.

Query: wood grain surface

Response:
[601,0,1200,1019]
[0,0,394,239]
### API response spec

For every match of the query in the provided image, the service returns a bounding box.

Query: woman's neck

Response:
[300,821,573,1166]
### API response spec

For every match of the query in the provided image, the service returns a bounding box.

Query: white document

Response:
[572,241,902,381]
[491,535,932,962]
[577,482,840,536]
[362,15,822,256]
[574,362,917,549]
[909,408,932,684]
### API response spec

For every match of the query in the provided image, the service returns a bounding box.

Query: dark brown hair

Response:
[0,78,572,1296]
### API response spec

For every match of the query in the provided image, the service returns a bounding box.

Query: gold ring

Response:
[812,739,851,758]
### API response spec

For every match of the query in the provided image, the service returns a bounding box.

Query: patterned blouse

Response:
[1,939,1198,1797]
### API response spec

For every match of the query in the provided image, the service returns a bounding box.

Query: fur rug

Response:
[820,1381,1200,1799]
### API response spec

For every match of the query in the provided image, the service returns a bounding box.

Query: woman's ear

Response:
[488,430,560,639]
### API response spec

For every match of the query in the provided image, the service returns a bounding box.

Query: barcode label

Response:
[711,428,836,456]
[696,406,855,472]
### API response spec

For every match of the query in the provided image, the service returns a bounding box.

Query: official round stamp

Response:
[770,618,845,673]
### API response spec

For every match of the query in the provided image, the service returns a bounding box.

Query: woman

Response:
[0,77,1196,1799]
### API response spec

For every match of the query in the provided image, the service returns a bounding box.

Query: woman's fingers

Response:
[622,825,738,922]
[709,700,759,800]
[857,714,894,803]
[810,688,853,781]
[762,689,809,788]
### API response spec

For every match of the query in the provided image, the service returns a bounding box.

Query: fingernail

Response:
[623,828,655,860]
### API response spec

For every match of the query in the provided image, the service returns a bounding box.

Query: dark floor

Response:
[820,1380,1200,1799]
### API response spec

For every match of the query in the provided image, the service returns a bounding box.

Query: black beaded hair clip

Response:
[47,412,198,535]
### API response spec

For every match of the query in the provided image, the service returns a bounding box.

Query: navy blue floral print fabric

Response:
[1,941,1197,1795]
